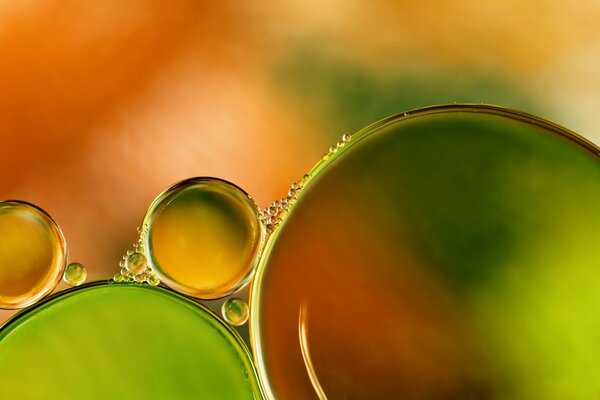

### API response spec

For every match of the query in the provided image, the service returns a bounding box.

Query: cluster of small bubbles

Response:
[222,298,249,326]
[63,262,87,286]
[112,226,160,286]
[323,133,352,161]
[260,175,309,235]
[133,224,148,252]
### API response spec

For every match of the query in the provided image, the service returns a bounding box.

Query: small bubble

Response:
[113,273,124,283]
[126,252,147,275]
[134,273,146,283]
[222,298,249,326]
[342,134,351,142]
[63,262,87,286]
[147,274,160,286]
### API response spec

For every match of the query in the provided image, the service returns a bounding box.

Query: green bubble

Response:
[222,298,249,326]
[0,284,262,399]
[252,105,600,399]
[63,262,87,287]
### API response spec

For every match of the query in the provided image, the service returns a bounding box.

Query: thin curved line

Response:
[299,303,328,400]
[249,103,600,398]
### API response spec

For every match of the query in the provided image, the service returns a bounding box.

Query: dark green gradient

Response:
[253,106,600,399]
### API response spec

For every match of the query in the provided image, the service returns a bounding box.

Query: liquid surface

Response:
[0,201,66,309]
[251,106,600,399]
[0,284,262,399]
[144,178,263,299]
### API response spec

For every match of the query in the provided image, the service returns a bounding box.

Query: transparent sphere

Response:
[221,298,249,326]
[0,201,66,309]
[63,262,87,286]
[143,178,263,300]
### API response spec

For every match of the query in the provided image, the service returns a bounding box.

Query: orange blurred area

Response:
[1,1,599,323]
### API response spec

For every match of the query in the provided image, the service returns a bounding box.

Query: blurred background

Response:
[1,1,600,320]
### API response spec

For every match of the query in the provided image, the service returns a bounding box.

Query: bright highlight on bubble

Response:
[222,298,249,326]
[63,262,87,286]
[0,201,66,309]
[142,178,264,300]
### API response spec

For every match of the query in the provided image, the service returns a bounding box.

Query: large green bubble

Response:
[0,283,262,399]
[251,105,600,399]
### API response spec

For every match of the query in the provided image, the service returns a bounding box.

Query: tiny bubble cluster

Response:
[113,227,160,286]
[322,133,352,160]
[260,175,310,235]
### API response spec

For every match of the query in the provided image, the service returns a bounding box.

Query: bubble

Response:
[222,298,249,326]
[63,262,87,286]
[0,284,262,399]
[126,252,147,275]
[251,105,600,399]
[0,201,66,309]
[147,274,160,286]
[142,178,263,300]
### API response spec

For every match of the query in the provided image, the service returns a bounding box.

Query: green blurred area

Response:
[274,50,545,138]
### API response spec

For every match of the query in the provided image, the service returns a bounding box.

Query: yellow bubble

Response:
[143,178,263,300]
[63,262,87,286]
[126,252,147,275]
[0,201,66,309]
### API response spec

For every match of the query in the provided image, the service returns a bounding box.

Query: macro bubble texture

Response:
[0,201,66,309]
[143,178,264,300]
[251,105,600,399]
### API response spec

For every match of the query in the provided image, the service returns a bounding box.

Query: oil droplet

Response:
[0,201,66,309]
[142,178,263,300]
[63,262,87,286]
[222,298,249,326]
[126,252,147,275]
[147,274,160,286]
[113,273,124,283]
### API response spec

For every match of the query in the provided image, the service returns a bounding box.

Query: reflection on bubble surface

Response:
[251,105,600,399]
[0,201,66,309]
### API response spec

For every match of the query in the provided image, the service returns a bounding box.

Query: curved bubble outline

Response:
[248,103,600,399]
[0,280,265,399]
[0,200,67,310]
[141,177,266,300]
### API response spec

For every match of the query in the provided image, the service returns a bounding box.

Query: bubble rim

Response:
[141,177,266,300]
[0,200,67,310]
[0,280,265,399]
[247,103,600,399]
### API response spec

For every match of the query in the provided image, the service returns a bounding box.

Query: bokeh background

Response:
[1,1,600,321]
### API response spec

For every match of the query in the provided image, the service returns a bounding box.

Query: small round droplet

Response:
[113,273,124,283]
[222,298,249,326]
[147,274,160,286]
[126,252,147,275]
[63,262,87,286]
